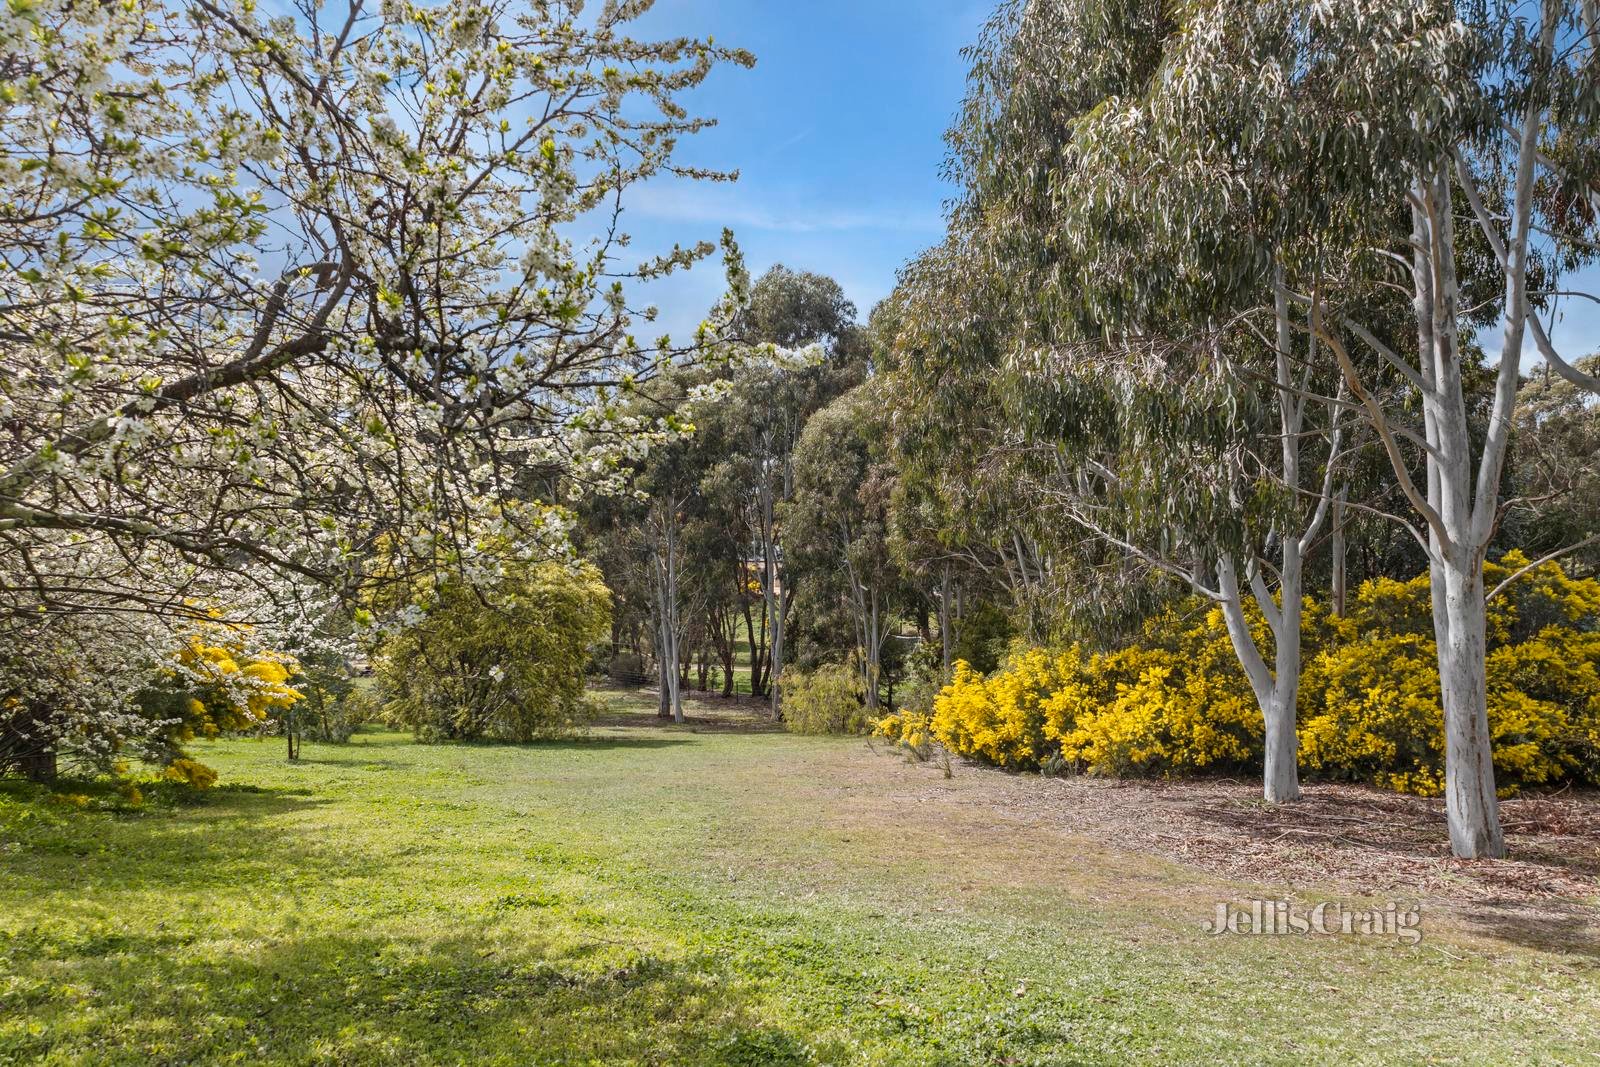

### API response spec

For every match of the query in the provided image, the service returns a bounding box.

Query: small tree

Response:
[378,560,610,742]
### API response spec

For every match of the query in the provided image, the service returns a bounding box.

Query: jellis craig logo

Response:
[1203,900,1423,944]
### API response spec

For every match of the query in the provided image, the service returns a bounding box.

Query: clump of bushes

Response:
[877,553,1600,797]
[780,663,869,735]
[136,629,305,745]
[606,651,649,687]
[126,625,307,784]
[286,650,364,743]
[375,560,611,742]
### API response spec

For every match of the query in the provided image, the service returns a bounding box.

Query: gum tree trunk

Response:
[1216,554,1302,805]
[938,564,954,673]
[1208,265,1343,806]
[1331,487,1348,616]
[1324,164,1517,856]
[864,588,882,712]
[651,494,685,724]
[759,473,785,719]
[1434,547,1502,857]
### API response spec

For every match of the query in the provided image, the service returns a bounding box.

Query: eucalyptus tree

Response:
[1121,0,1595,857]
[678,480,748,697]
[1,0,751,757]
[587,365,728,721]
[785,381,904,711]
[877,241,1058,665]
[1504,355,1600,571]
[1317,0,1598,857]
[710,267,863,715]
[941,0,1365,805]
[947,0,1600,856]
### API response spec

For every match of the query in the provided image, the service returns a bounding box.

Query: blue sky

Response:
[621,1,990,340]
[617,2,1597,364]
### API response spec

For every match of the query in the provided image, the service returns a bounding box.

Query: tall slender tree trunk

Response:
[759,477,785,719]
[864,590,882,712]
[667,511,684,723]
[938,564,953,674]
[651,496,685,724]
[656,640,671,719]
[739,586,765,697]
[1409,162,1515,859]
[1331,486,1348,616]
[1209,263,1347,805]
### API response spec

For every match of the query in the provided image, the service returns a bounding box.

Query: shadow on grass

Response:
[0,782,349,897]
[0,926,811,1066]
[1457,899,1600,959]
[532,735,698,752]
[286,756,409,771]
[331,724,700,753]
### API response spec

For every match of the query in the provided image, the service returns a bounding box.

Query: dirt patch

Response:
[589,684,1600,954]
[862,743,1600,954]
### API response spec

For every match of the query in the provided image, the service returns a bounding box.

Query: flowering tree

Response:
[0,0,753,772]
[0,570,328,778]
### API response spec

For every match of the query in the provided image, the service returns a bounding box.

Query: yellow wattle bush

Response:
[161,758,219,790]
[873,707,933,751]
[128,621,307,787]
[927,652,1068,768]
[1299,555,1600,796]
[175,635,304,739]
[877,552,1600,797]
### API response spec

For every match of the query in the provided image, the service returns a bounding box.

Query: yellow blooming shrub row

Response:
[877,553,1600,796]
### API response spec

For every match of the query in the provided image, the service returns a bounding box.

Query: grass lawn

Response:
[2,690,1597,1066]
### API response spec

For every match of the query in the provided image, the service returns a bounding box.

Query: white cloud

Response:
[628,182,944,236]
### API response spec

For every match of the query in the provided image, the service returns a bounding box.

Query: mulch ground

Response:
[908,757,1600,954]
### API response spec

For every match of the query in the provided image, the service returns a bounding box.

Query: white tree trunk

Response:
[1406,160,1519,858]
[1434,546,1502,857]
[759,475,784,719]
[651,496,685,724]
[938,564,953,673]
[1216,555,1302,804]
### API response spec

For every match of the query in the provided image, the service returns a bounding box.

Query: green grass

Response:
[2,693,1597,1065]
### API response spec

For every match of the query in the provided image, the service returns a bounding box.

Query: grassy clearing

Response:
[2,691,1596,1065]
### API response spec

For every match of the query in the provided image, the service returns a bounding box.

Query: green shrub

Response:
[893,641,945,719]
[376,560,611,743]
[607,651,648,686]
[952,602,1014,675]
[781,664,869,735]
[292,654,361,743]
